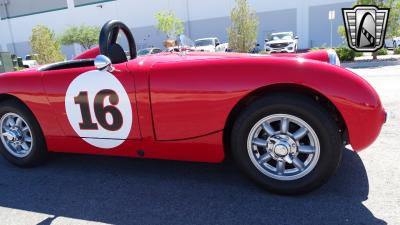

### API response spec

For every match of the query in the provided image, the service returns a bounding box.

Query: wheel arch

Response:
[223,83,348,156]
[0,93,49,166]
[0,93,29,108]
[0,93,46,135]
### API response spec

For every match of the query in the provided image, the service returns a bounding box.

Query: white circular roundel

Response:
[65,70,132,149]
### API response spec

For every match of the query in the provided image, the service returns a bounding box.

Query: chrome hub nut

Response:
[273,144,289,157]
[268,134,298,159]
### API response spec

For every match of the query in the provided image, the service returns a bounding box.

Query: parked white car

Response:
[215,43,229,52]
[194,37,220,52]
[384,37,400,49]
[22,55,38,68]
[264,32,298,53]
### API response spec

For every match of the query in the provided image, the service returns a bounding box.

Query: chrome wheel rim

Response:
[0,113,33,158]
[247,114,320,181]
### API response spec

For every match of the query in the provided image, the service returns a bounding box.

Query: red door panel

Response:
[42,63,141,142]
[149,60,248,141]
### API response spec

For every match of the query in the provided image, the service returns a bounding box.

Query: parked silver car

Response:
[137,48,163,56]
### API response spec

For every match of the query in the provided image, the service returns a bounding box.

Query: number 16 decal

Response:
[65,70,132,149]
[74,90,123,131]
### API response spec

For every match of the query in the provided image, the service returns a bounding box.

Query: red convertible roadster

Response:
[0,21,385,194]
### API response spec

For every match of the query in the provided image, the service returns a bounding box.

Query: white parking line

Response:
[0,206,111,225]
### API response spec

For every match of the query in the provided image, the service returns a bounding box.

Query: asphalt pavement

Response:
[0,65,399,225]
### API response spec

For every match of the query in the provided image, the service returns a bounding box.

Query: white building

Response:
[0,0,353,59]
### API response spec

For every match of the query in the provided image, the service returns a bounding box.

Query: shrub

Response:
[335,47,356,61]
[258,50,270,54]
[376,48,388,55]
[30,25,64,64]
[13,67,25,71]
[394,48,400,55]
[354,51,363,57]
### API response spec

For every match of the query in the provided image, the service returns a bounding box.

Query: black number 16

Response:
[74,89,123,131]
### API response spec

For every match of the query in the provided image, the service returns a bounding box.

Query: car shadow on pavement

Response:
[0,148,387,225]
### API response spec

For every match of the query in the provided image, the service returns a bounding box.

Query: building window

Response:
[0,0,67,19]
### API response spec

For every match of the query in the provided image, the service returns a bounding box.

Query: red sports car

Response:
[0,21,386,194]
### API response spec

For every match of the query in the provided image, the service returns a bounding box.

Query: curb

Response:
[342,59,400,69]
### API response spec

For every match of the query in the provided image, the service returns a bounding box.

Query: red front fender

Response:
[149,54,385,151]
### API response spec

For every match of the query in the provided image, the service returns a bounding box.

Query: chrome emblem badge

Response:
[342,5,390,52]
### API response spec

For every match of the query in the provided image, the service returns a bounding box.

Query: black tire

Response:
[231,93,342,194]
[0,100,48,167]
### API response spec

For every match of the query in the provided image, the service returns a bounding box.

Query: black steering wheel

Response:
[99,20,137,64]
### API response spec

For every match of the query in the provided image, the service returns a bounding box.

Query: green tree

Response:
[228,0,259,53]
[60,25,100,50]
[155,11,184,39]
[385,0,400,39]
[337,26,347,45]
[30,25,64,64]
